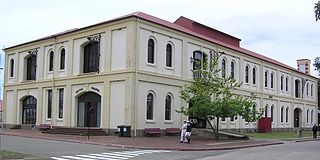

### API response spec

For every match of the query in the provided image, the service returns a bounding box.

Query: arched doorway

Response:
[294,108,302,127]
[77,92,101,127]
[22,96,37,124]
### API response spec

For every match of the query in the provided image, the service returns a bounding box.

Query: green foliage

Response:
[178,50,261,124]
[315,0,320,21]
[313,57,320,76]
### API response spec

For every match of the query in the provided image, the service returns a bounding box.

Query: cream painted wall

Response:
[5,90,15,124]
[137,81,182,130]
[109,81,126,128]
[111,28,127,71]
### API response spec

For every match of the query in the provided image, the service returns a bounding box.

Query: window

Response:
[221,117,226,121]
[270,72,274,89]
[265,105,268,117]
[10,59,14,77]
[285,107,289,123]
[311,109,314,123]
[146,93,154,120]
[47,89,52,119]
[285,76,289,91]
[264,71,268,87]
[230,117,235,122]
[58,88,64,119]
[147,39,155,64]
[60,48,65,70]
[230,61,235,79]
[281,106,284,123]
[165,95,172,121]
[306,83,309,95]
[193,51,207,78]
[253,104,257,120]
[26,55,37,80]
[307,109,309,123]
[311,84,314,96]
[165,43,172,67]
[280,75,284,91]
[245,65,249,83]
[83,41,100,73]
[49,51,54,72]
[271,105,274,122]
[222,59,226,78]
[252,67,256,85]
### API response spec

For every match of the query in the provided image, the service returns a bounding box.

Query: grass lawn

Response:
[0,150,32,159]
[245,131,314,140]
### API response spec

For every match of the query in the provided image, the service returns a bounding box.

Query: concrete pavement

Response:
[0,128,285,151]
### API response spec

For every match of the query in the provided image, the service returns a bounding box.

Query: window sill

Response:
[145,120,155,123]
[21,80,36,83]
[165,66,174,70]
[58,69,65,73]
[146,63,156,67]
[78,72,98,76]
[164,120,173,124]
[57,118,63,122]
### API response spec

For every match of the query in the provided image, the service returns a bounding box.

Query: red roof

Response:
[3,12,315,79]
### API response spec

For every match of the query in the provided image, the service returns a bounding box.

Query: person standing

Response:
[180,120,187,143]
[185,121,192,144]
[312,123,318,139]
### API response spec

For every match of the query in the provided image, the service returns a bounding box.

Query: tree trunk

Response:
[216,118,219,140]
[206,116,217,137]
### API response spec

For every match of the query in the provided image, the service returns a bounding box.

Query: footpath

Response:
[0,128,288,151]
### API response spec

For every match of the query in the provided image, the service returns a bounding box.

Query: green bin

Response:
[117,125,124,137]
[123,125,131,137]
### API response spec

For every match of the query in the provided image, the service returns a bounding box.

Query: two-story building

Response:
[2,12,318,136]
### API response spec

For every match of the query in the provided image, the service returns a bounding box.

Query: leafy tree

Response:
[178,50,262,140]
[315,0,320,21]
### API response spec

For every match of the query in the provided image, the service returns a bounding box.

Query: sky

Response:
[0,0,319,99]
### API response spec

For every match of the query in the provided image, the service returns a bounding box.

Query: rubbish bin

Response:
[123,125,131,137]
[117,125,124,137]
[297,128,302,138]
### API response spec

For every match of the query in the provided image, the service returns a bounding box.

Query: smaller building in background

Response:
[297,59,311,74]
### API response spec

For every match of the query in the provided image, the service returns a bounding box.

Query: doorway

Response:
[77,92,101,127]
[294,108,301,128]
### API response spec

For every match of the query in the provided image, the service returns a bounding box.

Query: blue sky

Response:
[0,0,320,99]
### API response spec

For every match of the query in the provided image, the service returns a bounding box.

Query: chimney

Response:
[297,59,311,74]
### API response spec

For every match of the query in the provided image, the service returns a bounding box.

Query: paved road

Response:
[1,135,318,160]
[199,140,320,160]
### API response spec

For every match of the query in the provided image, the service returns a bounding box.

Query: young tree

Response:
[315,0,320,21]
[178,50,262,140]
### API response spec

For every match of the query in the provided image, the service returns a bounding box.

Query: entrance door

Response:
[22,96,37,124]
[77,92,101,127]
[294,108,301,127]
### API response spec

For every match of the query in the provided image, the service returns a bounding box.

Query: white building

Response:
[2,12,318,136]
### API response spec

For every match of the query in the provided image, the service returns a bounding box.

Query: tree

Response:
[178,50,262,140]
[315,0,320,21]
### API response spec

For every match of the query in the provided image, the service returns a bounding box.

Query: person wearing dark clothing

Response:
[185,121,192,144]
[312,123,318,139]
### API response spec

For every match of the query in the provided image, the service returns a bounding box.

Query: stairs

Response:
[42,126,107,136]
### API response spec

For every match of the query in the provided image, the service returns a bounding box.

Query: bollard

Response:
[297,128,302,138]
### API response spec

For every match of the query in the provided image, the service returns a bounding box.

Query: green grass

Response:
[0,150,32,159]
[245,131,314,140]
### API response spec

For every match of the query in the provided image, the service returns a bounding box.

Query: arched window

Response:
[280,75,284,91]
[222,59,226,78]
[311,84,314,96]
[165,95,172,121]
[230,61,235,79]
[285,107,289,123]
[311,109,314,123]
[60,48,65,70]
[306,83,309,96]
[286,76,289,91]
[307,109,309,123]
[271,105,274,122]
[245,65,249,83]
[270,72,274,89]
[47,89,52,119]
[146,93,154,120]
[83,41,100,73]
[49,51,54,72]
[166,43,172,67]
[265,105,268,117]
[265,71,268,87]
[26,55,37,80]
[193,51,207,78]
[281,106,284,123]
[252,67,256,85]
[147,39,155,64]
[253,103,257,120]
[10,59,14,77]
